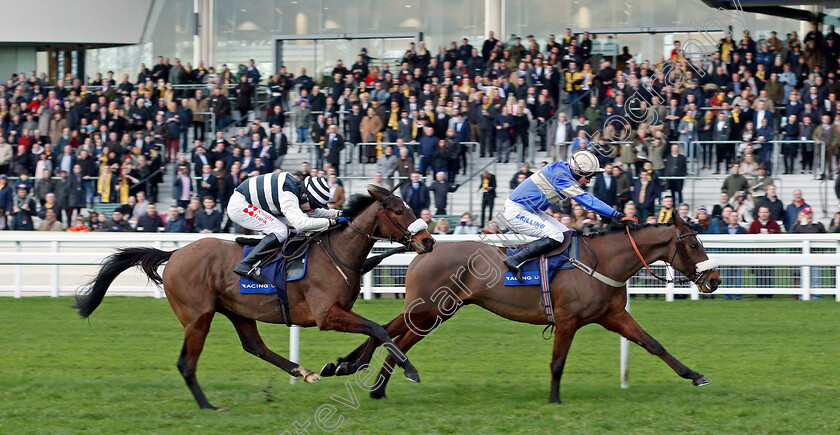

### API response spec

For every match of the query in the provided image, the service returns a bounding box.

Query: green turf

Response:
[1,297,839,434]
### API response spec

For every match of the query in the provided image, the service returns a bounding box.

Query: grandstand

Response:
[1,0,839,236]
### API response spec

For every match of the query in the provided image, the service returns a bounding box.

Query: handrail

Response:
[129,167,164,190]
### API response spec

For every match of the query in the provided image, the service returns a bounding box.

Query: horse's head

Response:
[367,184,435,254]
[668,213,721,293]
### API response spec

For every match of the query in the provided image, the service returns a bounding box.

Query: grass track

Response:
[1,297,839,434]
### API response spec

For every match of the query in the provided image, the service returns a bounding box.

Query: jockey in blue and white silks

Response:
[502,150,630,279]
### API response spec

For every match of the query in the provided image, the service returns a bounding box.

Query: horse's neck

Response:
[593,227,673,282]
[327,205,378,270]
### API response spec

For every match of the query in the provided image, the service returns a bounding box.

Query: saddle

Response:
[236,234,312,326]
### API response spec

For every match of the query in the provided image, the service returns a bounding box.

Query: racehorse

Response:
[73,185,435,410]
[321,214,721,403]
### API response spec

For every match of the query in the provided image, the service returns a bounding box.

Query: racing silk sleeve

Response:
[538,161,620,218]
[278,191,332,231]
[309,208,340,218]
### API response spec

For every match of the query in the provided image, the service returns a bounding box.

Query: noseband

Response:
[626,225,717,287]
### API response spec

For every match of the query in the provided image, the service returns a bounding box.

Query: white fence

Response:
[1,232,839,301]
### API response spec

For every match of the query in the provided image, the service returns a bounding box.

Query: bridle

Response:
[624,218,718,288]
[346,185,427,250]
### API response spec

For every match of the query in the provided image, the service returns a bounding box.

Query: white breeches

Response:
[226,191,290,241]
[502,199,568,243]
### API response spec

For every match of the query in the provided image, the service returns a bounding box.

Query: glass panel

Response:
[279,40,318,83]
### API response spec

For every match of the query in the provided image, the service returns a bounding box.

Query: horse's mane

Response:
[342,185,391,218]
[577,222,674,238]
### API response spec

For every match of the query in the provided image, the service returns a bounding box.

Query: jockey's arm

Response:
[308,208,340,219]
[278,191,332,231]
[571,190,621,219]
[552,181,619,218]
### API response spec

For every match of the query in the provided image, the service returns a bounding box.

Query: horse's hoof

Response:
[404,371,421,383]
[304,373,322,383]
[320,362,337,377]
[335,362,351,377]
[692,376,711,387]
[214,406,230,412]
[370,390,386,400]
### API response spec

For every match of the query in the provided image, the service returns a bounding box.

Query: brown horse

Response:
[73,185,434,410]
[322,214,721,403]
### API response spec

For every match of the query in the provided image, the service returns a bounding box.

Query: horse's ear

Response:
[672,211,684,227]
[367,184,388,200]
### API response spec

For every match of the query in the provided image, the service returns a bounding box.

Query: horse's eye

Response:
[395,209,403,216]
[690,243,698,249]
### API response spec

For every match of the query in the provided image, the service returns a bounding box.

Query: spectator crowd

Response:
[2,23,840,237]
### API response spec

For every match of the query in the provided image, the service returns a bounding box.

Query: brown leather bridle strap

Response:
[622,216,658,276]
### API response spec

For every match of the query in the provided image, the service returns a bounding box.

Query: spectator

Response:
[98,211,132,232]
[479,170,496,227]
[396,146,414,181]
[656,195,674,224]
[632,170,656,222]
[376,145,398,187]
[434,218,451,234]
[194,196,222,233]
[328,174,345,208]
[721,163,750,198]
[401,172,430,217]
[67,216,91,232]
[711,192,730,219]
[694,206,723,234]
[791,206,825,233]
[429,171,458,215]
[592,163,617,207]
[37,208,63,231]
[11,185,36,230]
[828,212,840,233]
[663,144,687,204]
[197,164,218,200]
[748,206,782,234]
[754,185,784,223]
[783,189,809,231]
[165,206,187,232]
[722,211,746,300]
[136,203,164,232]
[419,209,436,233]
[453,212,479,234]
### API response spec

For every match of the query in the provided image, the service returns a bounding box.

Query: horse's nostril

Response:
[710,278,721,290]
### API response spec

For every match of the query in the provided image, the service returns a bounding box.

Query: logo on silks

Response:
[515,213,546,229]
[505,274,539,283]
[241,283,274,289]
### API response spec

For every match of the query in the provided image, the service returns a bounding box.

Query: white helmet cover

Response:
[568,150,605,177]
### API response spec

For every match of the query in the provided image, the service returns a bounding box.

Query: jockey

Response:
[502,149,634,279]
[227,172,345,283]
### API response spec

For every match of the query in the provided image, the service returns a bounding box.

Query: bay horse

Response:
[321,214,721,403]
[73,185,434,410]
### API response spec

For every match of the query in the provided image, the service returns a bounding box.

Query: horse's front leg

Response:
[320,303,420,383]
[599,310,710,386]
[548,317,579,404]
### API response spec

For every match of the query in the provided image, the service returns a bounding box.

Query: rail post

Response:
[801,240,811,301]
[836,240,840,302]
[14,241,22,298]
[363,272,373,300]
[289,326,300,385]
[154,241,163,299]
[620,293,629,389]
[51,241,59,297]
[665,265,675,302]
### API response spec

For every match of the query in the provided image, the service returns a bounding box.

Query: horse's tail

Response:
[74,247,174,318]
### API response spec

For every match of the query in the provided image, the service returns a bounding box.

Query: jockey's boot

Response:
[233,233,280,284]
[503,238,562,281]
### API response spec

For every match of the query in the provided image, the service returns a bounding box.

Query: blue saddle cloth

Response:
[239,244,309,295]
[503,235,578,286]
